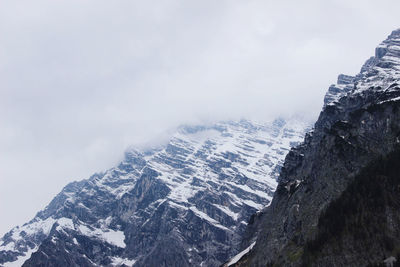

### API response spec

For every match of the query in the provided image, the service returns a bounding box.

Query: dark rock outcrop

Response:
[232,29,400,267]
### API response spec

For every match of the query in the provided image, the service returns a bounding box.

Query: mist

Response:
[1,0,399,236]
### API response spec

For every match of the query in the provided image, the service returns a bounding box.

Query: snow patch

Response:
[0,217,57,253]
[242,199,263,210]
[56,217,75,231]
[189,207,230,231]
[110,256,137,266]
[78,225,126,248]
[226,241,256,266]
[3,246,38,267]
[213,204,239,221]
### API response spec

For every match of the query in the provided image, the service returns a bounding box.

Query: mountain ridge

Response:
[0,118,309,267]
[231,28,400,267]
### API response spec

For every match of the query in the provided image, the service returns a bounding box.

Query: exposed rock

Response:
[0,119,308,266]
[233,28,400,267]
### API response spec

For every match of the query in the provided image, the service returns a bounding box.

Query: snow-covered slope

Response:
[0,119,308,267]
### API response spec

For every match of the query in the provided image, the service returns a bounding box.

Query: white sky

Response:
[0,0,399,236]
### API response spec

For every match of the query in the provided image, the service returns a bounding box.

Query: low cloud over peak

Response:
[1,0,399,235]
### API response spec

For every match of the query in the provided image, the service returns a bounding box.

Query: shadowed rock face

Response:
[233,29,400,267]
[0,119,308,267]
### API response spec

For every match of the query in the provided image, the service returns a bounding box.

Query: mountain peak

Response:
[0,119,309,266]
[233,28,400,267]
[323,29,400,108]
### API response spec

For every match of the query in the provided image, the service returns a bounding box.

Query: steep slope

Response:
[232,29,400,266]
[0,119,308,267]
[302,148,400,266]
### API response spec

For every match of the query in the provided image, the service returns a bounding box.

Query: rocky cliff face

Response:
[232,29,400,267]
[0,119,308,267]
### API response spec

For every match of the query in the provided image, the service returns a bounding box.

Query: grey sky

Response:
[0,0,399,236]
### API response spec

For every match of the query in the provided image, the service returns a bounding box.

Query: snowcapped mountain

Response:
[231,29,400,266]
[0,119,309,267]
[324,28,400,108]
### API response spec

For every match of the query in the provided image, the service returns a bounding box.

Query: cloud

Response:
[1,0,399,235]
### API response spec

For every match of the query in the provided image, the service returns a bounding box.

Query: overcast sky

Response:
[0,0,399,236]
